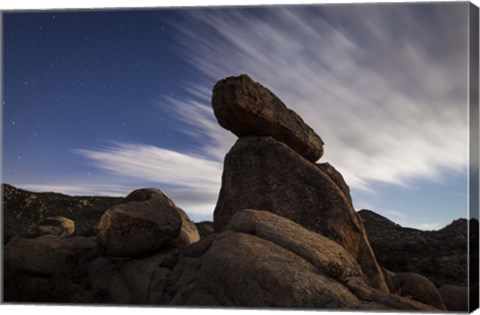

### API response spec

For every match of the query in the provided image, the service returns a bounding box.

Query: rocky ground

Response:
[3,74,477,311]
[3,183,123,242]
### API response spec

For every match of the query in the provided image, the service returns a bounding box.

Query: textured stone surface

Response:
[195,221,215,239]
[4,235,96,277]
[168,229,436,310]
[226,209,368,286]
[174,208,200,247]
[97,188,182,257]
[212,74,324,162]
[392,272,447,310]
[214,136,387,292]
[171,231,362,308]
[359,209,478,287]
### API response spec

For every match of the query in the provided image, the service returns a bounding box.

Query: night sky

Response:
[2,3,474,227]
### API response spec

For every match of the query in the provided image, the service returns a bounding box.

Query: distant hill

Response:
[358,209,479,287]
[3,183,123,242]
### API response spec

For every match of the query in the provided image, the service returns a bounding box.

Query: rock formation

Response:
[212,76,387,292]
[358,209,479,287]
[167,210,435,310]
[3,74,470,311]
[212,74,324,162]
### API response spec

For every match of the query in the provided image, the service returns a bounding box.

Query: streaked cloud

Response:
[75,142,222,216]
[168,4,469,191]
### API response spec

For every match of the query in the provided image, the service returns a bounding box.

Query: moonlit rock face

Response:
[96,188,182,257]
[213,136,389,293]
[212,74,324,162]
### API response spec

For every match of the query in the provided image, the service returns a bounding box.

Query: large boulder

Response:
[170,231,363,308]
[392,272,447,310]
[4,235,96,277]
[168,227,436,311]
[213,136,388,292]
[226,209,368,286]
[317,162,352,205]
[96,188,182,257]
[212,74,324,162]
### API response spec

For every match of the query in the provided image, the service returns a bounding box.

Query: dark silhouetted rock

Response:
[3,183,123,241]
[439,284,468,311]
[358,209,478,287]
[96,188,182,257]
[212,74,324,162]
[214,136,388,292]
[168,227,436,310]
[4,235,96,277]
[195,221,215,239]
[87,250,179,304]
[392,272,447,310]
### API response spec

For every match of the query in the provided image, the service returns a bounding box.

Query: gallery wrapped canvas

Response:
[1,1,479,312]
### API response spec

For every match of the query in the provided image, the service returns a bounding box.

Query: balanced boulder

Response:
[212,74,324,162]
[96,188,182,257]
[214,136,388,292]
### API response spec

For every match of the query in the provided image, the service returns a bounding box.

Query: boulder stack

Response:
[212,74,388,293]
[3,74,455,311]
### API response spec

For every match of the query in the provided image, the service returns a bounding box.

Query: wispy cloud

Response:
[75,142,222,216]
[167,4,468,191]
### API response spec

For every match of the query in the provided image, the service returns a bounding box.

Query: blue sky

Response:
[2,3,474,228]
